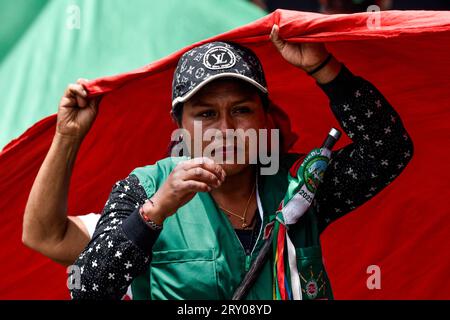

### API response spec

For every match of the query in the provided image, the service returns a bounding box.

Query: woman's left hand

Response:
[270,24,329,73]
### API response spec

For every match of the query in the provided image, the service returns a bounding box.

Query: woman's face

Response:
[180,78,267,177]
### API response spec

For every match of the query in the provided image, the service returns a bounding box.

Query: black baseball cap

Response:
[172,41,268,109]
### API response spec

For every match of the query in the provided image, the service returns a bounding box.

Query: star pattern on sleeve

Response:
[70,175,155,300]
[314,67,414,233]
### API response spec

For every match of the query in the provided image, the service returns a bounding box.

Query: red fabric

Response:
[267,101,299,152]
[1,10,449,299]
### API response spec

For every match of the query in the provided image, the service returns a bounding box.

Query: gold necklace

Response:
[218,182,256,229]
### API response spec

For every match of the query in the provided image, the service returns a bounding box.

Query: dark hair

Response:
[323,0,377,13]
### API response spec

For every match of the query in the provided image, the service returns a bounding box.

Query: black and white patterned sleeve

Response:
[313,65,414,233]
[70,174,160,300]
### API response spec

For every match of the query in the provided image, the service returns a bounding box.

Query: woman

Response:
[26,25,413,300]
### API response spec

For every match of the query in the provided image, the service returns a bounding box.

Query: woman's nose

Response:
[217,115,235,133]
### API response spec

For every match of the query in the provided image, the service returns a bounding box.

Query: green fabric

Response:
[0,0,49,63]
[0,0,265,149]
[131,155,334,300]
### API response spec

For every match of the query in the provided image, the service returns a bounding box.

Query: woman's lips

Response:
[211,145,244,156]
[222,146,236,153]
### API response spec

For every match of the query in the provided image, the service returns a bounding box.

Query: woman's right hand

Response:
[56,79,99,141]
[142,157,226,224]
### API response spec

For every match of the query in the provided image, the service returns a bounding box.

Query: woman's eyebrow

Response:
[192,97,254,108]
[191,100,216,108]
[230,98,255,105]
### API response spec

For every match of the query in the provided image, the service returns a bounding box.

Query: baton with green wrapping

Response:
[232,128,341,300]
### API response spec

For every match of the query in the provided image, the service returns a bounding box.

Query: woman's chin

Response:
[219,163,251,177]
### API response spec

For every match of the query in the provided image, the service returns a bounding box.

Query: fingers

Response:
[182,180,213,193]
[66,83,87,98]
[183,167,222,188]
[270,24,285,52]
[77,78,89,85]
[65,83,88,108]
[180,157,226,182]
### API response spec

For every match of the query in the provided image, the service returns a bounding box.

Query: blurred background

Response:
[0,0,448,150]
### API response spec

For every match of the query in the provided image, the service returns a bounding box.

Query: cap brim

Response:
[172,72,268,108]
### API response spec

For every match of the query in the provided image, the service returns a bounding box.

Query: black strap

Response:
[307,53,333,75]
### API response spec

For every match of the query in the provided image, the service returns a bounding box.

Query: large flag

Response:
[1,9,449,299]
